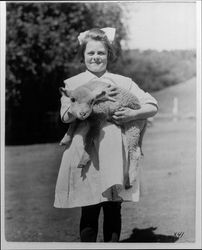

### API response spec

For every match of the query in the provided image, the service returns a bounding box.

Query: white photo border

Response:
[1,0,201,249]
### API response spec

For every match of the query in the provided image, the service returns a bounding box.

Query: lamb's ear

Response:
[59,87,71,97]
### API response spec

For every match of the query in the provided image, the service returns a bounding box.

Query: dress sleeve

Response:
[60,82,76,123]
[129,79,158,108]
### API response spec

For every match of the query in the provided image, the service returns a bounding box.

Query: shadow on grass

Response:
[120,227,179,242]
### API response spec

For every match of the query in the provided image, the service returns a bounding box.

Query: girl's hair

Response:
[78,28,116,63]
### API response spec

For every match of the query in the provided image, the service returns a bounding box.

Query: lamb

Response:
[59,80,147,185]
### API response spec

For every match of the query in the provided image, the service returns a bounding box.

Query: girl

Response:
[54,27,158,242]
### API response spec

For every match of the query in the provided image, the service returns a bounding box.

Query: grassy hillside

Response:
[152,77,196,115]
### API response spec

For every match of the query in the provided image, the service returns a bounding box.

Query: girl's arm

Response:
[111,80,158,124]
[132,103,158,119]
[112,103,158,124]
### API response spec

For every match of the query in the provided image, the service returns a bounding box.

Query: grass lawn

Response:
[4,118,197,243]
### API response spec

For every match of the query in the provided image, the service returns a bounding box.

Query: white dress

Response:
[54,70,158,208]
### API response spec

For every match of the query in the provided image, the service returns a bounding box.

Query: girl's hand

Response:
[112,107,137,125]
[102,84,119,102]
[106,84,119,97]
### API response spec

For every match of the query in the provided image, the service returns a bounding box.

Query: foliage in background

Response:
[113,49,196,92]
[6,2,126,144]
[6,2,196,145]
[6,2,126,108]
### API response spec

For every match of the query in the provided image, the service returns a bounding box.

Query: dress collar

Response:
[84,70,120,86]
[85,70,110,80]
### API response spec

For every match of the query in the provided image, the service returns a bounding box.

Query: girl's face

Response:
[84,40,108,77]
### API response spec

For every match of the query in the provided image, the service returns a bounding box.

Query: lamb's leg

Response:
[138,119,147,155]
[127,134,141,186]
[59,121,78,147]
[78,144,91,168]
[78,119,102,168]
[124,120,146,186]
[77,124,93,168]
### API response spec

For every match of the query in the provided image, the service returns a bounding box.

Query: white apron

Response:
[54,121,141,208]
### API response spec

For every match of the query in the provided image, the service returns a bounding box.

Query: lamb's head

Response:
[60,86,106,120]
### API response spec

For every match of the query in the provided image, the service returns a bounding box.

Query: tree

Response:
[6,2,127,144]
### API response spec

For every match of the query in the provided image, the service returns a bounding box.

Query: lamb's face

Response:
[69,88,95,120]
[59,85,106,120]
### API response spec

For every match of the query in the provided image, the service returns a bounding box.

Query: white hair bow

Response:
[78,27,116,45]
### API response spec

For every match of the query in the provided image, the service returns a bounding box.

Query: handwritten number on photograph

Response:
[174,232,184,239]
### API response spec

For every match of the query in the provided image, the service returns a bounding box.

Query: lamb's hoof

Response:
[59,133,72,146]
[78,159,91,168]
[78,157,91,168]
[77,151,91,168]
[59,140,71,147]
[78,163,85,168]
